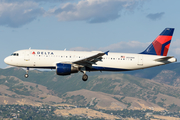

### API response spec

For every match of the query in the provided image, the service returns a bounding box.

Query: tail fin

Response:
[140,28,174,56]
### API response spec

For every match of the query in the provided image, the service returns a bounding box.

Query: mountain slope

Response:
[0,65,180,111]
[124,63,180,79]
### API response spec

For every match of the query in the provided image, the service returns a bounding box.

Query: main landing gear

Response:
[82,74,88,81]
[24,68,29,78]
[81,70,88,81]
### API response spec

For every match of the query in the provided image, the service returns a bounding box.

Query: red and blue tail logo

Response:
[141,28,174,56]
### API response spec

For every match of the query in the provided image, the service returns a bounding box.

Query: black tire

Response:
[82,74,88,81]
[24,74,29,78]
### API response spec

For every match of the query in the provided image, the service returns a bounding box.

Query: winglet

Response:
[105,51,109,55]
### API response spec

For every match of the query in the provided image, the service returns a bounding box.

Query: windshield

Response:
[11,53,19,56]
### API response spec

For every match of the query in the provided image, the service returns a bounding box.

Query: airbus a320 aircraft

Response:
[4,28,177,81]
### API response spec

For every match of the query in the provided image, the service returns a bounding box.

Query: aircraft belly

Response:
[92,60,137,71]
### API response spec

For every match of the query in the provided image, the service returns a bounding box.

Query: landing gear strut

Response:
[24,68,29,78]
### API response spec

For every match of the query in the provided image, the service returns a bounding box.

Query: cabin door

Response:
[138,56,143,66]
[24,51,30,61]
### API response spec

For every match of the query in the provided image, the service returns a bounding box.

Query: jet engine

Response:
[56,63,79,75]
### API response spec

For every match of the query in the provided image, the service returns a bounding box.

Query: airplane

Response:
[4,28,177,81]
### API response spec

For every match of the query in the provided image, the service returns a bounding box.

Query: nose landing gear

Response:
[24,68,29,78]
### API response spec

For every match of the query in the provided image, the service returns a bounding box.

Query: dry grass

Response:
[155,93,180,107]
[152,115,180,120]
[54,108,119,120]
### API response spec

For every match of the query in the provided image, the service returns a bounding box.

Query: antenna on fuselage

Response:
[64,48,66,51]
[29,47,31,50]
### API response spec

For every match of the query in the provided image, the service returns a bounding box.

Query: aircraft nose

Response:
[4,57,11,65]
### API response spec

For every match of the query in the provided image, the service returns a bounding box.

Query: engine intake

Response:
[56,63,79,75]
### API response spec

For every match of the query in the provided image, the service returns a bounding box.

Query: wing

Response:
[73,51,109,67]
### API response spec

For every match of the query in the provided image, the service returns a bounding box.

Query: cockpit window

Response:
[11,53,19,56]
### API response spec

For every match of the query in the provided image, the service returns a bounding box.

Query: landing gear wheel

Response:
[24,67,29,78]
[24,74,29,78]
[82,74,88,81]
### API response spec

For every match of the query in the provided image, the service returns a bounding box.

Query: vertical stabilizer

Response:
[140,28,174,56]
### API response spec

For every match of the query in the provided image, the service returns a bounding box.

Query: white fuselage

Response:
[4,49,177,71]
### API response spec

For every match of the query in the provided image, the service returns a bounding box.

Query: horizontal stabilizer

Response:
[154,56,174,62]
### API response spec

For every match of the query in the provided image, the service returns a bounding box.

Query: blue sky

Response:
[1,0,180,68]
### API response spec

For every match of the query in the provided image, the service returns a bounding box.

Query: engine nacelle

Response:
[56,63,79,75]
